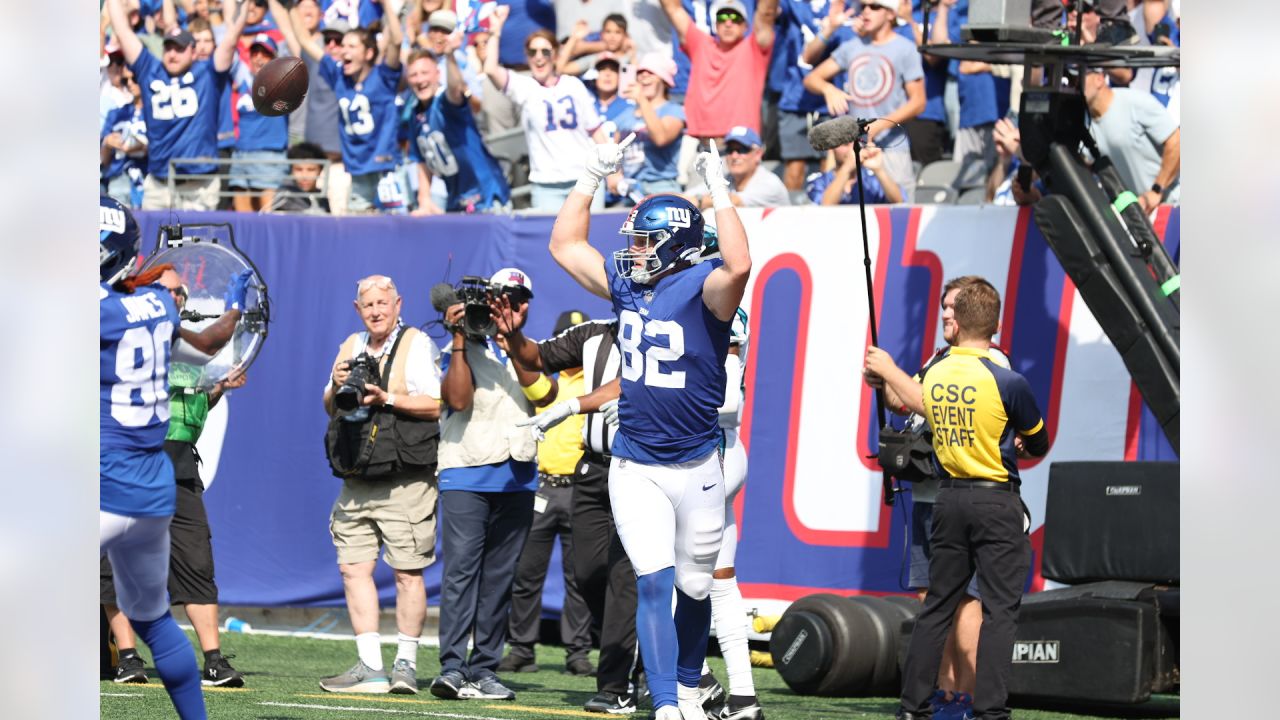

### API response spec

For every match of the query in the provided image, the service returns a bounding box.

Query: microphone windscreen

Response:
[808,116,864,151]
[429,282,459,313]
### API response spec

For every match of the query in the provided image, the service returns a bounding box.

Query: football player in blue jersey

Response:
[547,139,752,720]
[100,196,249,720]
[404,40,511,214]
[290,3,407,213]
[107,0,242,211]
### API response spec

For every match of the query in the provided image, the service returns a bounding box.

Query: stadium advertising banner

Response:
[136,206,1180,610]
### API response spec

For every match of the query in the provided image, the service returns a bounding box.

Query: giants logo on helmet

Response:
[666,207,692,229]
[101,206,127,234]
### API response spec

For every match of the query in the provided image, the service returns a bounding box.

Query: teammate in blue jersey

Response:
[107,0,242,211]
[99,196,250,720]
[291,6,406,213]
[546,138,752,720]
[404,45,511,214]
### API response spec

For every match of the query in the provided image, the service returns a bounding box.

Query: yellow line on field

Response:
[100,682,250,693]
[295,693,599,717]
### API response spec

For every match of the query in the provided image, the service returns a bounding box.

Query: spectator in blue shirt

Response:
[806,140,902,205]
[590,55,636,127]
[229,34,290,212]
[611,52,685,200]
[107,0,240,210]
[101,69,149,209]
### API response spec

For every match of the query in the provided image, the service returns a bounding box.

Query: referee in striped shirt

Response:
[494,299,641,714]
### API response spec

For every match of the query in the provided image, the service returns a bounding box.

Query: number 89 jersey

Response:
[608,259,731,465]
[101,282,179,452]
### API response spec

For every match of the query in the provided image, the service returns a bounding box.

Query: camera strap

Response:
[372,327,408,394]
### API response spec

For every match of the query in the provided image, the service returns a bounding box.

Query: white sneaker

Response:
[678,698,707,720]
[654,706,683,720]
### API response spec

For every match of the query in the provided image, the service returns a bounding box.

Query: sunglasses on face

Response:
[324,36,342,45]
[724,143,752,155]
[526,47,553,58]
[715,10,745,23]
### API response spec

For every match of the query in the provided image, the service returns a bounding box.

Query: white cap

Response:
[489,267,533,298]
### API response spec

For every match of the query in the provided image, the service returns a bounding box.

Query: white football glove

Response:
[600,398,619,429]
[575,133,636,196]
[694,139,731,209]
[516,398,580,442]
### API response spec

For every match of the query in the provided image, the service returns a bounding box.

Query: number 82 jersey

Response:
[608,259,731,465]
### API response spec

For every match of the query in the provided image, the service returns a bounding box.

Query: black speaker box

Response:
[1041,461,1179,585]
[1008,583,1178,704]
[899,582,1178,705]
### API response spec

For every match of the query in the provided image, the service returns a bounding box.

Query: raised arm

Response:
[215,0,250,72]
[483,5,511,91]
[106,0,145,65]
[381,0,404,70]
[443,32,467,106]
[162,0,179,33]
[659,0,692,45]
[754,0,779,51]
[556,20,589,74]
[440,305,475,411]
[550,137,636,300]
[288,1,325,61]
[697,142,752,321]
[268,0,303,58]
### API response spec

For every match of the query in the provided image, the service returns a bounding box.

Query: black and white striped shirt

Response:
[537,319,619,456]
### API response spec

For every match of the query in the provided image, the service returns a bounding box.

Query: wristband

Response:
[817,30,829,44]
[710,187,733,211]
[385,393,396,407]
[573,174,601,198]
[522,374,554,403]
[566,397,581,415]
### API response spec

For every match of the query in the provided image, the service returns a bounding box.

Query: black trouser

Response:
[507,480,593,663]
[438,489,535,679]
[900,486,1030,720]
[905,118,948,167]
[1032,0,1126,26]
[572,454,639,696]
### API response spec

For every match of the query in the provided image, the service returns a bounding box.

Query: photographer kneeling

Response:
[320,275,443,695]
[430,269,547,702]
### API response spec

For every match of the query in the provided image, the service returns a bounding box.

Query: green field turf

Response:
[100,632,1178,719]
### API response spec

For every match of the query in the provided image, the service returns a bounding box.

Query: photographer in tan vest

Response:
[319,275,443,695]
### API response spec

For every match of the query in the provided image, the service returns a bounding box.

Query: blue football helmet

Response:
[100,195,140,285]
[614,194,704,284]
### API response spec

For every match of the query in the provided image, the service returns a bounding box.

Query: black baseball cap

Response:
[554,310,589,335]
[163,27,196,49]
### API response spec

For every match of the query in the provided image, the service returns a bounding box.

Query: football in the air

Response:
[252,56,309,116]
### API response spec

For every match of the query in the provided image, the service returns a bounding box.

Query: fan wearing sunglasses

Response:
[658,0,778,142]
[484,5,611,212]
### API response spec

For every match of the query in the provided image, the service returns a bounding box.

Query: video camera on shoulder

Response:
[334,352,381,414]
[431,270,534,339]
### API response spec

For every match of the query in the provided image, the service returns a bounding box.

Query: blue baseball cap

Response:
[249,33,279,56]
[723,125,762,149]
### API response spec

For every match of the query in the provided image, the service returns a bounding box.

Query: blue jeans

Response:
[437,489,535,678]
[530,181,604,213]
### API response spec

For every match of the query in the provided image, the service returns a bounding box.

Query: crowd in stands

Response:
[99,0,1181,215]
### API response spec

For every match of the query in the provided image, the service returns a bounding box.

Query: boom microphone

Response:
[807,116,877,151]
[430,282,460,313]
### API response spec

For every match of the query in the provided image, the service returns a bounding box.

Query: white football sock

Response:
[710,576,755,697]
[356,632,383,671]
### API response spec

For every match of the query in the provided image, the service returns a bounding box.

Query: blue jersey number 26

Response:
[619,310,685,389]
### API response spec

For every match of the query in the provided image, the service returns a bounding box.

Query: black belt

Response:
[582,450,612,466]
[939,478,1019,493]
[539,472,575,488]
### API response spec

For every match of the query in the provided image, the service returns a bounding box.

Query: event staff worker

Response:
[492,299,642,715]
[319,274,443,695]
[866,281,1049,720]
[430,268,545,703]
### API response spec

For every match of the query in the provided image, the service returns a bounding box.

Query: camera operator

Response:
[429,268,546,703]
[319,274,443,695]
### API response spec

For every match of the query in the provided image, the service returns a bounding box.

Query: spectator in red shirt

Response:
[659,0,778,140]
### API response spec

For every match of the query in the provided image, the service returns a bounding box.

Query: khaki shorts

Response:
[142,174,221,211]
[329,468,438,570]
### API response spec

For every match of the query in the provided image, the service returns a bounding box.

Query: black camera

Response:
[334,353,381,413]
[457,276,498,337]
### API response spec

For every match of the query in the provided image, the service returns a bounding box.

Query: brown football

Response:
[252,56,309,117]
